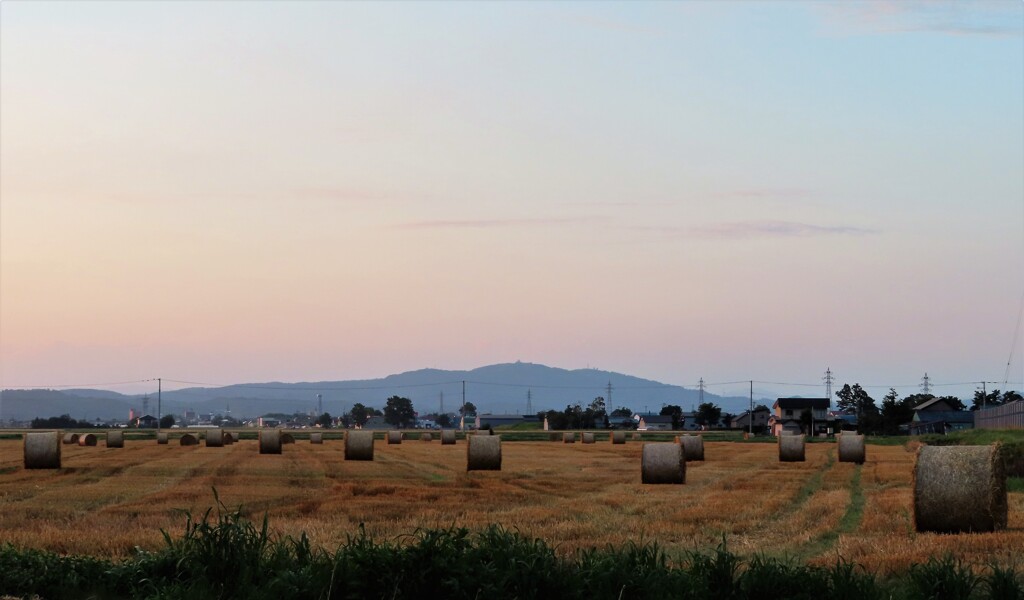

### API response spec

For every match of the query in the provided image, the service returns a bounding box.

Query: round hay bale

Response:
[78,433,97,447]
[230,431,240,443]
[206,428,224,448]
[549,432,560,442]
[345,430,374,460]
[778,435,805,462]
[441,429,456,445]
[280,432,295,444]
[179,433,199,446]
[641,443,685,484]
[62,432,79,445]
[310,432,323,444]
[680,435,705,461]
[632,432,641,441]
[582,432,595,444]
[222,431,234,445]
[563,432,576,444]
[24,431,61,469]
[420,432,432,442]
[157,431,169,445]
[838,433,866,464]
[106,430,124,448]
[914,444,1007,533]
[259,429,283,454]
[467,434,501,471]
[611,431,626,445]
[387,430,403,445]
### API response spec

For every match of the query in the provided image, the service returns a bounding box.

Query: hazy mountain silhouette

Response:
[1,362,764,421]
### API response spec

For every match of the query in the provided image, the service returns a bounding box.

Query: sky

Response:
[1,1,1022,401]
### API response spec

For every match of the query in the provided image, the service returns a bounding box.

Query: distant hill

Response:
[1,362,768,421]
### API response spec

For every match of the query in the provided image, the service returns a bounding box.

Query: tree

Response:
[159,415,175,429]
[350,403,370,427]
[610,406,633,418]
[435,413,453,428]
[384,396,417,429]
[459,402,477,417]
[880,388,913,435]
[660,404,683,430]
[695,403,721,428]
[936,395,966,411]
[835,383,880,433]
[316,412,333,428]
[589,396,607,418]
[971,389,1021,411]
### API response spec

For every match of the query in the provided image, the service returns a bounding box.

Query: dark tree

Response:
[936,395,966,411]
[435,413,453,428]
[695,403,722,428]
[159,415,175,429]
[660,404,683,430]
[610,406,633,418]
[350,403,370,427]
[384,396,417,429]
[316,413,333,428]
[459,401,477,417]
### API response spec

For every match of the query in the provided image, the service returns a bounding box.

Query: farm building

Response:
[637,414,674,431]
[770,398,830,436]
[729,406,770,432]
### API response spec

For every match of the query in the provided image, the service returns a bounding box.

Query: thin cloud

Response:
[636,220,878,240]
[814,1,1022,38]
[396,216,603,230]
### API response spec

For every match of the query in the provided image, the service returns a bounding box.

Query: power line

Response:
[0,378,155,390]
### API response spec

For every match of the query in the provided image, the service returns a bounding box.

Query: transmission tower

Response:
[698,378,705,406]
[526,389,533,415]
[823,368,835,400]
[606,380,613,407]
[921,372,932,394]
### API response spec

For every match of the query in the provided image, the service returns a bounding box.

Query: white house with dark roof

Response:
[770,398,830,436]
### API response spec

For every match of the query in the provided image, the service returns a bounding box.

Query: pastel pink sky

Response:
[1,1,1021,398]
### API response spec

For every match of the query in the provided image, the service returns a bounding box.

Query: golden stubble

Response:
[0,438,1020,573]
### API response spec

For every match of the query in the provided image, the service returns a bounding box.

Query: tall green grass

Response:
[0,493,1020,599]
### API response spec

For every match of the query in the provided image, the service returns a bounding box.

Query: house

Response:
[913,397,963,413]
[729,406,770,432]
[362,416,390,429]
[637,414,674,431]
[909,411,974,435]
[134,414,159,428]
[770,398,830,436]
[679,412,702,431]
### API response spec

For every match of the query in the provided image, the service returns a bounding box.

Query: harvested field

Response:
[0,437,1021,574]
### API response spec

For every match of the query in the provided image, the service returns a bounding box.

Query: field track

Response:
[1,436,1021,574]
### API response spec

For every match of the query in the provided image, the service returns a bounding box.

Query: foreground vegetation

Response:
[0,496,1021,600]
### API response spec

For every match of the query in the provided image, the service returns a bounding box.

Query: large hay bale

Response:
[62,432,79,445]
[420,432,432,442]
[387,430,402,445]
[641,443,685,484]
[230,432,240,443]
[179,433,199,446]
[680,435,705,461]
[467,434,501,471]
[281,432,295,444]
[259,429,282,454]
[106,430,124,448]
[157,432,169,445]
[222,431,234,445]
[24,431,61,469]
[838,433,866,464]
[563,432,576,444]
[78,433,97,446]
[632,432,641,441]
[778,434,805,462]
[441,429,456,445]
[582,433,595,444]
[206,428,224,448]
[914,444,1007,533]
[310,432,323,444]
[345,430,374,460]
[611,431,626,445]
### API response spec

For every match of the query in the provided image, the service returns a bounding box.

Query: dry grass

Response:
[0,438,1021,573]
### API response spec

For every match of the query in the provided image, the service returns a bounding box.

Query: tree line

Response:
[834,384,1022,435]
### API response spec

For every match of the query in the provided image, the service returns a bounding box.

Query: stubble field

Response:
[0,433,1021,575]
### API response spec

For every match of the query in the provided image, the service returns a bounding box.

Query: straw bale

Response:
[778,434,805,462]
[913,444,1007,533]
[206,428,224,448]
[611,431,626,444]
[467,434,501,471]
[441,429,456,445]
[641,442,685,484]
[24,431,61,469]
[582,433,595,444]
[345,430,374,460]
[179,433,199,446]
[106,430,124,448]
[679,435,705,461]
[838,433,866,464]
[259,429,282,454]
[310,432,323,444]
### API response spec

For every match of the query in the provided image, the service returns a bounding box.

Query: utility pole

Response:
[317,394,323,416]
[921,373,932,395]
[981,381,987,410]
[749,380,753,436]
[157,378,162,431]
[439,390,444,415]
[461,380,466,429]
